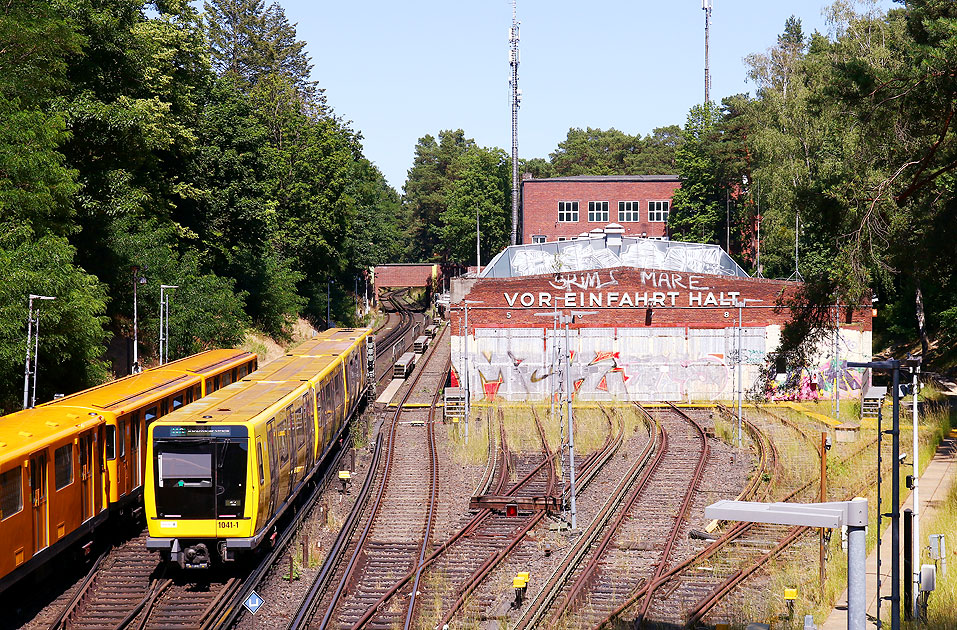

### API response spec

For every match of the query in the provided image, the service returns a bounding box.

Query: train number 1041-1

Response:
[218,521,240,529]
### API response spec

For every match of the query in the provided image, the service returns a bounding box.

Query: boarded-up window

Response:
[55,444,73,490]
[0,467,22,519]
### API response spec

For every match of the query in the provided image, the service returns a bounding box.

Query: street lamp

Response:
[535,309,595,530]
[131,266,148,373]
[159,285,178,365]
[463,299,484,440]
[23,294,55,409]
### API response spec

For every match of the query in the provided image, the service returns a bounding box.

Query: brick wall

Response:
[450,267,872,333]
[373,264,438,295]
[447,268,872,402]
[521,178,681,243]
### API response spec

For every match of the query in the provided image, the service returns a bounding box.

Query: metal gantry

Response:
[131,265,147,373]
[159,284,178,365]
[22,294,55,409]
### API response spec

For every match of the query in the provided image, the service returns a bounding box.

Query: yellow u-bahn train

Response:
[0,349,257,595]
[144,328,371,568]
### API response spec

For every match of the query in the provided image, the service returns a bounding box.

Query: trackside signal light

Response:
[506,503,518,517]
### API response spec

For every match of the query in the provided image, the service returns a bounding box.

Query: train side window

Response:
[54,444,73,490]
[222,372,231,387]
[257,442,265,485]
[118,421,126,458]
[172,394,184,410]
[145,407,157,424]
[105,426,116,460]
[0,467,23,519]
[238,365,247,379]
[193,385,201,400]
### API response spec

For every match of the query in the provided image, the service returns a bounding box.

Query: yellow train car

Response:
[144,329,370,568]
[0,349,257,595]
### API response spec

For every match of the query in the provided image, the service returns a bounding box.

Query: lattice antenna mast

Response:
[703,0,713,103]
[509,0,521,245]
[788,210,803,281]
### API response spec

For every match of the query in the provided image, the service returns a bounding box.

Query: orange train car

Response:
[0,349,257,595]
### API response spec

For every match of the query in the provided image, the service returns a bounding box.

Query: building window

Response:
[558,201,579,222]
[0,467,22,520]
[618,201,640,222]
[557,237,567,242]
[588,201,609,222]
[648,200,670,222]
[531,235,546,244]
[55,444,73,490]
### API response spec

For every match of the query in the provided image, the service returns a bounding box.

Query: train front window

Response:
[216,440,247,518]
[153,435,247,519]
[155,443,215,518]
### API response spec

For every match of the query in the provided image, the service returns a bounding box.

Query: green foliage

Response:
[403,130,474,261]
[0,0,402,400]
[440,148,511,265]
[548,126,681,176]
[670,103,724,243]
[740,3,957,357]
[0,224,110,412]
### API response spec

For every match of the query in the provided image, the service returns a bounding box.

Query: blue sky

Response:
[275,0,896,190]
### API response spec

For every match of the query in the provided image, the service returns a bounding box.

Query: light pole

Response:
[131,266,147,373]
[23,294,55,409]
[463,300,484,440]
[735,300,745,448]
[535,309,595,530]
[476,205,481,270]
[159,285,178,365]
[908,356,922,618]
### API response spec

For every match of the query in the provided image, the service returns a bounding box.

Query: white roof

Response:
[481,232,749,279]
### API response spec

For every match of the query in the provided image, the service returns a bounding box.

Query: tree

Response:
[204,0,267,79]
[0,224,110,411]
[403,130,474,261]
[440,148,511,265]
[669,103,724,243]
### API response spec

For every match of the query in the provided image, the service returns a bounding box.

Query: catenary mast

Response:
[703,0,712,103]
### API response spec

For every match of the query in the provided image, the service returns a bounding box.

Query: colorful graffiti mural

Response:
[453,326,870,403]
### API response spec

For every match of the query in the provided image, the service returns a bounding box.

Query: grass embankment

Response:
[920,461,957,628]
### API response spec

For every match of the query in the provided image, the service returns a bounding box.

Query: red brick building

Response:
[521,175,680,244]
[373,264,439,296]
[450,233,873,403]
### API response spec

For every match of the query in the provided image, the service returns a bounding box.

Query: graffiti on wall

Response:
[459,328,758,402]
[453,326,870,403]
[762,358,864,402]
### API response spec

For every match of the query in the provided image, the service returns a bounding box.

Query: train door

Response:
[29,451,49,553]
[99,426,108,510]
[79,432,95,522]
[266,419,278,515]
[285,405,297,490]
[116,418,128,497]
[130,412,141,488]
[256,438,268,519]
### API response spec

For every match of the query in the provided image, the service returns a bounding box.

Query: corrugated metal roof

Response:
[480,232,748,279]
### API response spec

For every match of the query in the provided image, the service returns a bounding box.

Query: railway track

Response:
[341,404,630,629]
[683,406,886,627]
[510,403,710,629]
[286,321,449,629]
[373,290,419,385]
[36,302,421,630]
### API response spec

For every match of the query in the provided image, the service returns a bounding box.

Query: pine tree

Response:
[204,0,267,80]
